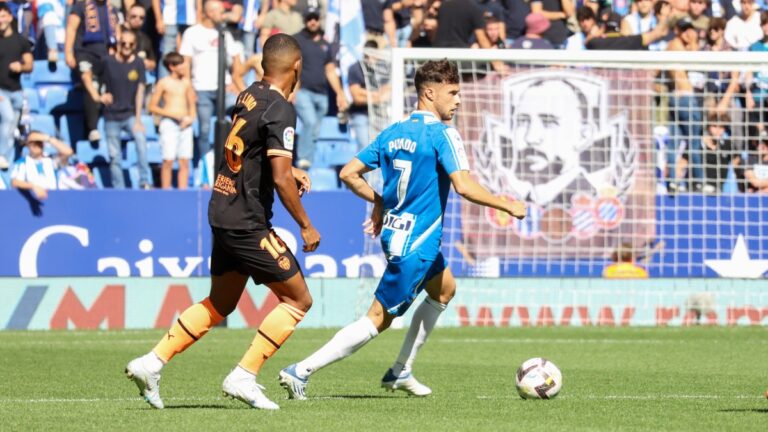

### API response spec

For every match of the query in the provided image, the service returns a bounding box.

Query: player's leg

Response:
[221,229,309,409]
[382,255,454,396]
[126,231,246,409]
[280,254,430,399]
[279,297,388,400]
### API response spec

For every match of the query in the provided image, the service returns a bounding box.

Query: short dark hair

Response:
[0,3,11,15]
[761,10,768,26]
[706,111,730,127]
[262,33,302,76]
[577,6,596,22]
[414,60,459,96]
[163,51,184,70]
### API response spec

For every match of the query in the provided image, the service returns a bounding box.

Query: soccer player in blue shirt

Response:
[279,59,526,399]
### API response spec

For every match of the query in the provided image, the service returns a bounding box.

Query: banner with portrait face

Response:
[452,68,656,273]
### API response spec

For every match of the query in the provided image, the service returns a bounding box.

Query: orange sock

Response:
[239,303,305,374]
[153,297,224,362]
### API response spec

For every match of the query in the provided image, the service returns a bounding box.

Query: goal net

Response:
[358,48,768,280]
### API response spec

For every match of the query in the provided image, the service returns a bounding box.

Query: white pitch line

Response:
[476,394,762,400]
[434,338,671,344]
[0,396,216,404]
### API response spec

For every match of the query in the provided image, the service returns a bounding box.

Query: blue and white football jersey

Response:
[356,110,469,260]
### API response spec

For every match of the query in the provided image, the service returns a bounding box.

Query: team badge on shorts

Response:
[278,256,291,271]
[283,127,295,151]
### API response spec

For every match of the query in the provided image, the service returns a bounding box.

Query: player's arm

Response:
[340,158,384,237]
[271,156,320,252]
[339,158,381,204]
[449,170,526,219]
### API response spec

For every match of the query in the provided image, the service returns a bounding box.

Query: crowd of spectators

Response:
[0,0,767,195]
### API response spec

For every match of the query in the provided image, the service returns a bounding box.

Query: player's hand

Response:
[156,20,166,35]
[9,61,22,73]
[336,94,349,112]
[363,199,384,238]
[301,225,320,252]
[100,93,113,105]
[291,166,311,197]
[507,200,527,220]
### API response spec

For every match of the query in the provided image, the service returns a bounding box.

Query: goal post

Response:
[358,48,768,280]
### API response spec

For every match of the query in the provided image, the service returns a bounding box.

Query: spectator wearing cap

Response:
[530,0,575,48]
[724,0,762,50]
[293,7,348,169]
[10,131,74,200]
[621,0,665,51]
[361,0,397,48]
[587,2,671,49]
[477,0,508,43]
[260,0,303,49]
[0,3,33,171]
[667,17,705,189]
[565,6,597,50]
[509,13,555,48]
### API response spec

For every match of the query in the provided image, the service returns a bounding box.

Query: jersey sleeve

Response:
[355,134,381,169]
[10,159,28,182]
[262,99,296,159]
[436,127,470,174]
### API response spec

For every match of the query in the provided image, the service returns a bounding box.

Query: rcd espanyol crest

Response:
[476,71,636,242]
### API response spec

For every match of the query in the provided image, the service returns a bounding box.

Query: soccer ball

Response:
[515,358,562,399]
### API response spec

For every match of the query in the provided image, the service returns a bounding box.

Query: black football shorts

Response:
[210,227,302,284]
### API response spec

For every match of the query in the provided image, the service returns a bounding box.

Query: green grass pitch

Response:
[1,327,766,431]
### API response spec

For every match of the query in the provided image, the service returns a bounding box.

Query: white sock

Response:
[229,365,256,380]
[390,296,446,377]
[143,352,165,374]
[295,317,379,378]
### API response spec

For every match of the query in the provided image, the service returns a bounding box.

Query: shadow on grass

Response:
[161,404,230,409]
[316,394,403,400]
[718,408,768,414]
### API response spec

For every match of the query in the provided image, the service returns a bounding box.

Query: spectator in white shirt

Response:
[179,0,244,166]
[724,0,762,50]
[10,131,74,200]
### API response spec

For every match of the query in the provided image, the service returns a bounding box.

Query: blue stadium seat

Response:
[30,60,74,86]
[30,114,58,137]
[75,140,109,165]
[59,113,86,145]
[308,167,339,191]
[23,88,40,113]
[141,115,158,140]
[39,87,69,114]
[316,140,357,167]
[318,116,349,141]
[147,140,163,164]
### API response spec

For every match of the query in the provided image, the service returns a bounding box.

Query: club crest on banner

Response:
[476,70,637,242]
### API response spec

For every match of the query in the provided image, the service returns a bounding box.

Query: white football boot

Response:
[222,367,280,410]
[125,356,164,409]
[381,368,432,397]
[278,364,309,400]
